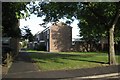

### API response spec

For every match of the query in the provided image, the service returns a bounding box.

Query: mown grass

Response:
[29,52,120,71]
[27,50,45,52]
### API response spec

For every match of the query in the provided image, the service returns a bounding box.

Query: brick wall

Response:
[71,41,98,52]
[49,22,72,52]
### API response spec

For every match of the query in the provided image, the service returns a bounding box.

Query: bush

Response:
[36,44,46,51]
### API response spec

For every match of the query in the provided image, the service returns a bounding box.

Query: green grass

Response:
[27,50,45,52]
[29,52,120,71]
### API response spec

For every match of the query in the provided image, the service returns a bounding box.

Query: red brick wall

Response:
[71,41,97,52]
[49,22,72,52]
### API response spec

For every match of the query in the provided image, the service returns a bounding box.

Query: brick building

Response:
[34,22,72,52]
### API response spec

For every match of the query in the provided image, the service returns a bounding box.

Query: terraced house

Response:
[34,22,72,52]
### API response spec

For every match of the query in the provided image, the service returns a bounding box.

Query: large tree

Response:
[78,2,120,65]
[2,2,29,37]
[29,2,120,65]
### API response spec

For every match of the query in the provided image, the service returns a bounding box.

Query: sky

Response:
[20,14,80,39]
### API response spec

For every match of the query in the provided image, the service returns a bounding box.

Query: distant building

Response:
[34,22,72,52]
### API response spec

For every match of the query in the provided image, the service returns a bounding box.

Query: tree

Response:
[21,26,34,42]
[28,2,120,65]
[2,2,30,63]
[79,2,120,65]
[2,2,29,38]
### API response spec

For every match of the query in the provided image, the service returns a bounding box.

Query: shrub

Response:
[36,44,46,51]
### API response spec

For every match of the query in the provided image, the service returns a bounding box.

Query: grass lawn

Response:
[28,51,120,71]
[27,50,45,52]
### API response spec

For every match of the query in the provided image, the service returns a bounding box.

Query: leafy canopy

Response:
[28,2,120,42]
[2,2,29,37]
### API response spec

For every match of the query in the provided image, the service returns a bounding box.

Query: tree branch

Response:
[81,2,108,25]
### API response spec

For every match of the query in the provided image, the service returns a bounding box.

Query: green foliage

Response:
[21,26,34,42]
[2,2,29,37]
[29,2,120,65]
[78,2,120,42]
[115,19,120,42]
[28,2,120,42]
[21,40,28,48]
[28,2,78,23]
[36,44,46,51]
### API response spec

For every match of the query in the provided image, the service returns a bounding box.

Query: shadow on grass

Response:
[28,52,108,65]
[116,52,120,55]
[63,57,108,64]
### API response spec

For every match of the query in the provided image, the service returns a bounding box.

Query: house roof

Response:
[52,21,72,28]
[35,22,72,36]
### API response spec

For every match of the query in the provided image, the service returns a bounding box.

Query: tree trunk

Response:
[108,25,116,65]
[108,8,120,65]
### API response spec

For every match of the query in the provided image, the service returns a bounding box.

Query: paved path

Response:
[2,51,39,78]
[2,51,120,79]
